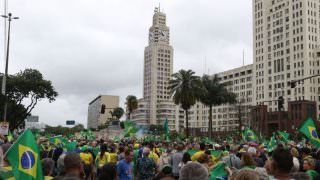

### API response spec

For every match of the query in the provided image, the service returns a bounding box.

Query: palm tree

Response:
[199,74,237,139]
[126,95,138,120]
[169,69,202,138]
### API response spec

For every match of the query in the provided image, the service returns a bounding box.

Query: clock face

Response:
[159,30,168,41]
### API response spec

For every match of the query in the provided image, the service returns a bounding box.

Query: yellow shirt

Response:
[44,176,53,180]
[191,151,205,162]
[149,151,160,164]
[80,152,93,165]
[109,153,118,164]
[96,152,110,168]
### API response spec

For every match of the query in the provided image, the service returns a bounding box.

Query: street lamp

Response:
[1,13,19,122]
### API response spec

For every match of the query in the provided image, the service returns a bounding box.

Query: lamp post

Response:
[1,13,19,122]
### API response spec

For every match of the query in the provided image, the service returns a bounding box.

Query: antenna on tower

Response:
[242,49,245,66]
[204,55,207,75]
[159,2,161,12]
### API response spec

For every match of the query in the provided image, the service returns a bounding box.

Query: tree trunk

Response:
[185,109,189,138]
[208,105,212,139]
[128,112,131,120]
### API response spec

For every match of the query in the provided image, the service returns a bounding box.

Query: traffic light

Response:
[290,81,296,88]
[101,104,106,114]
[278,96,284,111]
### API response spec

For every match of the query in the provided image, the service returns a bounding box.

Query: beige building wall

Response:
[87,95,119,129]
[253,0,320,119]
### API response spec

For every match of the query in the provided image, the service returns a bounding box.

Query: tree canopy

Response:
[169,69,203,137]
[0,69,58,130]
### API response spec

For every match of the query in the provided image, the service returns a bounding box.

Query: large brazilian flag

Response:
[299,118,320,148]
[5,129,43,180]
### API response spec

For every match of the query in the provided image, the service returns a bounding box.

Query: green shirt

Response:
[306,170,319,180]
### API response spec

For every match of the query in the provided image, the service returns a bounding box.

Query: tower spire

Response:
[159,3,160,12]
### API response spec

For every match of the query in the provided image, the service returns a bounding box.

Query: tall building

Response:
[253,0,320,118]
[87,95,119,129]
[132,7,180,131]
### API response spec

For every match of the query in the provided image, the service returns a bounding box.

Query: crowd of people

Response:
[0,134,320,180]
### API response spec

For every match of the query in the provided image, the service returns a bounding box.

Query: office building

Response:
[87,95,119,129]
[253,0,320,118]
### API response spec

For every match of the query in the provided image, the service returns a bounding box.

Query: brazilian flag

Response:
[268,134,277,152]
[49,135,67,145]
[210,163,228,180]
[5,129,43,180]
[277,131,289,143]
[124,121,138,137]
[299,118,320,148]
[244,127,258,142]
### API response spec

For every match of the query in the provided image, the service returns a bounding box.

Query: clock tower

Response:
[148,8,170,45]
[141,7,175,127]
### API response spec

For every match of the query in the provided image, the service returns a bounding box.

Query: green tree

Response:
[199,74,237,139]
[126,95,138,120]
[0,69,58,130]
[169,69,202,138]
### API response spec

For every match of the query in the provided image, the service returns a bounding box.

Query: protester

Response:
[178,152,192,173]
[233,168,259,180]
[223,146,241,169]
[240,152,256,169]
[171,143,184,179]
[53,152,84,180]
[135,147,157,180]
[270,147,293,179]
[179,162,209,180]
[41,158,55,180]
[98,163,117,180]
[303,157,319,179]
[191,143,205,162]
[117,149,134,180]
[79,145,93,180]
[96,143,110,175]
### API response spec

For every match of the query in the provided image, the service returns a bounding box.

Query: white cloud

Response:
[0,0,252,126]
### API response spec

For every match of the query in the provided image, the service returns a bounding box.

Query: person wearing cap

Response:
[135,147,157,180]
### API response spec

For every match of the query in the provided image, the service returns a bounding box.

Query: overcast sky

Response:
[0,0,253,127]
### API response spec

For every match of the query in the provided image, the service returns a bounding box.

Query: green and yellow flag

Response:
[268,134,277,152]
[299,118,320,148]
[164,118,170,142]
[49,135,67,145]
[124,121,138,137]
[244,127,258,142]
[277,131,289,143]
[7,131,13,142]
[5,129,43,180]
[210,162,228,180]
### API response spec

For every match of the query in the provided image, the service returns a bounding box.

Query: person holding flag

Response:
[299,117,320,148]
[4,129,43,180]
